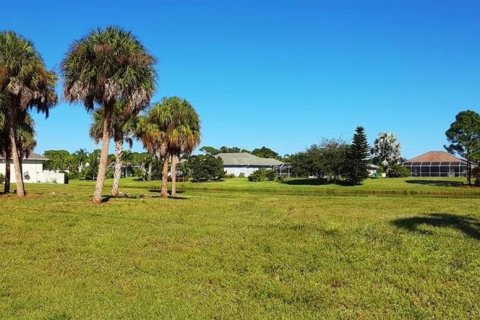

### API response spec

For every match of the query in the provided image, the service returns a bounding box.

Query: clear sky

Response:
[1,0,479,158]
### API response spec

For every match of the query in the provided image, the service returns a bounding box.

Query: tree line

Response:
[289,127,406,185]
[0,27,200,202]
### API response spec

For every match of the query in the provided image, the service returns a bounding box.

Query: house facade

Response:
[216,152,286,177]
[0,152,66,184]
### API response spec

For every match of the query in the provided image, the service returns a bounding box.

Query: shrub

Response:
[189,155,224,182]
[387,164,410,178]
[0,173,4,184]
[238,172,246,178]
[473,167,480,186]
[224,173,236,179]
[248,169,276,182]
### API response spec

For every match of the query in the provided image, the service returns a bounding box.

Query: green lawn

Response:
[1,178,480,319]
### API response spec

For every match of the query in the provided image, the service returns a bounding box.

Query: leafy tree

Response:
[251,146,280,159]
[90,101,138,196]
[289,138,348,182]
[371,132,402,177]
[444,110,480,186]
[188,155,224,182]
[344,126,370,185]
[0,31,57,196]
[44,150,72,171]
[62,27,156,203]
[199,146,219,155]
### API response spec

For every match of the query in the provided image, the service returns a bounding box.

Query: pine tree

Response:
[344,126,370,185]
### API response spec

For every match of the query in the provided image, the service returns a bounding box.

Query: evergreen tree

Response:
[344,126,370,185]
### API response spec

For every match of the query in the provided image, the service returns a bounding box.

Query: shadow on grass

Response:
[284,178,357,187]
[405,180,465,187]
[392,213,480,240]
[284,178,329,186]
[148,189,184,194]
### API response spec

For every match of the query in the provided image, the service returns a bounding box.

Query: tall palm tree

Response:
[0,31,57,197]
[62,27,156,203]
[90,101,137,197]
[138,97,200,198]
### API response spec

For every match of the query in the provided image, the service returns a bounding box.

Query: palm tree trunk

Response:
[9,127,25,197]
[160,155,169,198]
[4,149,11,193]
[93,103,112,203]
[112,138,123,197]
[171,154,177,196]
[148,161,152,181]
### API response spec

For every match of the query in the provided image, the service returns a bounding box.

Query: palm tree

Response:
[90,101,137,197]
[1,109,37,194]
[164,98,200,195]
[62,27,156,203]
[73,148,89,173]
[0,31,57,197]
[138,97,200,198]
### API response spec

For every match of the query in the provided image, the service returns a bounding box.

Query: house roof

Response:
[0,152,47,161]
[404,151,466,164]
[217,152,283,166]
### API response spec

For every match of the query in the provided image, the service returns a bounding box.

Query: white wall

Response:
[224,166,272,177]
[0,160,65,184]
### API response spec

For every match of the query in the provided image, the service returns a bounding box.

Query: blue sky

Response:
[1,0,479,158]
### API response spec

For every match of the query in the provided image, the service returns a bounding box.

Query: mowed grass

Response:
[1,178,480,319]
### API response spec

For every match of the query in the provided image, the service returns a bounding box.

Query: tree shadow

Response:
[392,213,480,240]
[284,178,329,186]
[168,195,188,200]
[148,189,185,194]
[405,180,465,187]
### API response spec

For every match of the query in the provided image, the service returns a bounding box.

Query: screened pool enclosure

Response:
[402,151,467,177]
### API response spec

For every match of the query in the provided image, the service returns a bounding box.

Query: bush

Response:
[224,173,236,179]
[238,172,246,178]
[0,173,4,184]
[473,167,480,186]
[189,155,224,182]
[248,169,276,182]
[387,164,410,178]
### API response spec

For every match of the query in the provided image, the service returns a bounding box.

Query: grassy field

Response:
[1,178,480,319]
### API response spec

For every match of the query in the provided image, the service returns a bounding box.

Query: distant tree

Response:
[445,110,480,186]
[371,132,402,177]
[251,146,280,159]
[138,97,200,198]
[199,146,219,155]
[84,149,101,180]
[344,126,370,185]
[289,138,348,182]
[44,150,73,171]
[188,154,224,182]
[317,138,349,181]
[219,146,250,153]
[73,149,89,173]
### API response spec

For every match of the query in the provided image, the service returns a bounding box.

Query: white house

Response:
[217,152,286,177]
[0,152,66,184]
